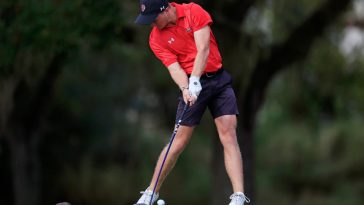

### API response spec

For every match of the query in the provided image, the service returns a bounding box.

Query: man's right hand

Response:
[182,88,197,106]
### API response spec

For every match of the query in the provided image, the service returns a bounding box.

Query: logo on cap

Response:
[141,4,146,12]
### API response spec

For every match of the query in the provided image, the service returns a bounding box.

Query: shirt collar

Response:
[171,2,186,19]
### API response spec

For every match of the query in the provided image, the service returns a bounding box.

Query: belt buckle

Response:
[205,72,215,78]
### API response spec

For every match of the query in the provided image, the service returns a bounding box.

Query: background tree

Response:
[1,0,364,205]
[0,1,125,204]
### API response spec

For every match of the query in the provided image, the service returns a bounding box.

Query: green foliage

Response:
[271,0,323,43]
[0,0,124,78]
[1,0,363,205]
[256,30,364,205]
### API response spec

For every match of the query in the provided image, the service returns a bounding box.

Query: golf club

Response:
[149,102,189,205]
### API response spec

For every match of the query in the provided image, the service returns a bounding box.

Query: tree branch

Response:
[221,0,256,25]
[347,18,364,28]
[242,0,353,128]
[201,0,256,37]
[8,52,67,141]
[25,52,67,136]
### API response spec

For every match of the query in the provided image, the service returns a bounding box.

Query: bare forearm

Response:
[191,48,209,77]
[168,62,192,104]
[168,62,189,90]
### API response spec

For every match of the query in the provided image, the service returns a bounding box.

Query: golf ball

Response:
[157,199,165,205]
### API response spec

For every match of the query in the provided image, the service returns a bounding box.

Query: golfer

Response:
[134,0,250,204]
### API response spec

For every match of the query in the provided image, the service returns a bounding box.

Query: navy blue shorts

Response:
[175,68,239,126]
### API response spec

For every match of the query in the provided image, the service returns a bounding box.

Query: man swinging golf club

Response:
[134,0,250,204]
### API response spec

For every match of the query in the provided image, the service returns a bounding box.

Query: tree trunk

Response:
[239,126,255,202]
[9,134,40,205]
[211,134,232,205]
[4,52,66,205]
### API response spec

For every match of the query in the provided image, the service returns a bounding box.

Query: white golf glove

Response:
[189,75,202,97]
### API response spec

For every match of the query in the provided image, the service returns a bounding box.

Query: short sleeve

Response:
[149,31,177,67]
[190,3,213,32]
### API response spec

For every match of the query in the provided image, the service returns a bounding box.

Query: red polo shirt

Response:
[149,2,222,74]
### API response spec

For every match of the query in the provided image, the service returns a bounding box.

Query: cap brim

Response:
[134,13,159,25]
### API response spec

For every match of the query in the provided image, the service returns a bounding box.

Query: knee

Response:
[218,128,238,148]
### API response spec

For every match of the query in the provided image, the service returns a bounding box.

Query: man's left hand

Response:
[189,75,202,98]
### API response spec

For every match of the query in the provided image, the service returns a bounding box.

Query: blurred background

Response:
[1,0,364,205]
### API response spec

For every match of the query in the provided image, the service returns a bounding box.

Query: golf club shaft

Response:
[150,103,189,205]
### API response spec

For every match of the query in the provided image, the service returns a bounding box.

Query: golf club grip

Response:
[150,103,189,205]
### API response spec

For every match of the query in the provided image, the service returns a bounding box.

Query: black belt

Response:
[188,68,223,78]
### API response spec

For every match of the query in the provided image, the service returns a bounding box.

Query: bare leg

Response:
[148,125,194,193]
[214,115,244,192]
